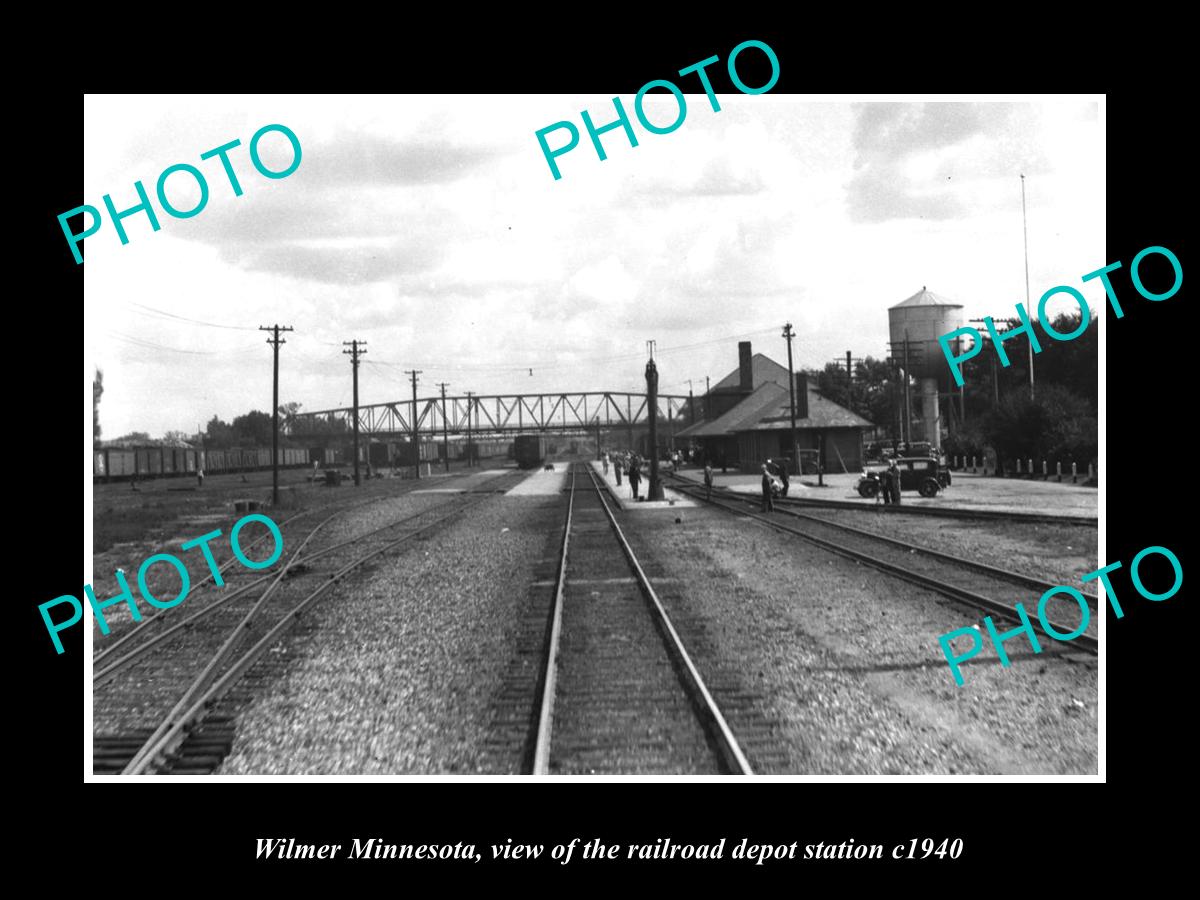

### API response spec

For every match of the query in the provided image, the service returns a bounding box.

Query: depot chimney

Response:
[738,341,753,391]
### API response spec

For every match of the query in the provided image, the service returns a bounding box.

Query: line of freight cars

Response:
[366,438,513,468]
[93,445,322,481]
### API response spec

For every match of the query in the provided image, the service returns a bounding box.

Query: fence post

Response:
[1056,461,1062,482]
[1027,458,1033,478]
[1088,463,1094,480]
[1016,458,1022,474]
[970,456,976,473]
[1072,462,1077,483]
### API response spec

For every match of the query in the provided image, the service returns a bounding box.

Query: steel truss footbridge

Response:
[284,391,696,441]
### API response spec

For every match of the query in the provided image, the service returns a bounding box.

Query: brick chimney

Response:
[738,341,753,391]
[794,372,809,419]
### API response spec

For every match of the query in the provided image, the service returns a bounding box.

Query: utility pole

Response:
[687,379,696,425]
[465,391,475,467]
[405,369,422,479]
[645,341,663,501]
[782,323,798,473]
[437,382,451,473]
[259,324,293,505]
[342,340,366,486]
[1021,173,1035,399]
[902,331,913,444]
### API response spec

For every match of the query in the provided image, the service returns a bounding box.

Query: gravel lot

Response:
[217,492,561,774]
[620,504,1097,775]
[800,509,1099,589]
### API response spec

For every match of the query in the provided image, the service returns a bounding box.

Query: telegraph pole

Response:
[782,323,798,473]
[686,379,696,425]
[1021,174,1035,399]
[465,391,475,467]
[405,370,422,478]
[437,382,451,473]
[259,324,293,505]
[343,340,367,486]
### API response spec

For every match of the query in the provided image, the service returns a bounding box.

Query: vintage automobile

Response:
[857,456,952,498]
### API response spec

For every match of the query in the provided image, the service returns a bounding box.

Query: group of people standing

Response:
[877,460,903,506]
[603,451,645,500]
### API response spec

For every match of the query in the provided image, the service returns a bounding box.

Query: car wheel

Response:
[858,481,878,498]
[919,479,939,498]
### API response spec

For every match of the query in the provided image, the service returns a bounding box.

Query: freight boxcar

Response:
[513,434,550,469]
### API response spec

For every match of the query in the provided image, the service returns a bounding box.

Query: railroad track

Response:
[666,474,1098,528]
[670,480,1099,657]
[92,470,508,666]
[521,463,753,775]
[93,472,525,775]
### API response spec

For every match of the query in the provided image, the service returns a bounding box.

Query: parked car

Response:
[857,456,952,498]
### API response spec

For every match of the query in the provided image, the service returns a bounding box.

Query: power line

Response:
[130,302,259,331]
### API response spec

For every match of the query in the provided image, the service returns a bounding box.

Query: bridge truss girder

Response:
[285,391,693,439]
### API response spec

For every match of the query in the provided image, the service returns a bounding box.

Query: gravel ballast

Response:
[620,504,1097,775]
[217,492,561,774]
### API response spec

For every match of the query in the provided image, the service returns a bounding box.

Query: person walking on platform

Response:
[602,452,609,476]
[879,467,893,505]
[778,459,790,498]
[761,464,775,513]
[615,455,623,486]
[629,457,642,500]
[703,462,714,501]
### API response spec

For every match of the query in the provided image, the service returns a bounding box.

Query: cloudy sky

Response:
[84,95,1103,438]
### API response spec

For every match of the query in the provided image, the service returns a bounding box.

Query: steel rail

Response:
[120,492,498,775]
[91,509,310,666]
[715,491,1099,609]
[584,465,755,775]
[119,511,341,775]
[674,483,1098,657]
[93,474,497,666]
[93,495,488,686]
[531,467,575,775]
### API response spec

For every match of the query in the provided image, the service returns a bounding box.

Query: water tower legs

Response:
[919,377,941,450]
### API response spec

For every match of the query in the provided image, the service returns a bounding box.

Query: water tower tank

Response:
[888,287,964,380]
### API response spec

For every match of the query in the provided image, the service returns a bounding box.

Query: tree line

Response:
[813,311,1098,474]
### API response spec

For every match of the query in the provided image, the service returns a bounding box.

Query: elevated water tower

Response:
[887,287,964,450]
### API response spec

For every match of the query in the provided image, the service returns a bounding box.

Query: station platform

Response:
[669,468,1097,518]
[589,461,696,511]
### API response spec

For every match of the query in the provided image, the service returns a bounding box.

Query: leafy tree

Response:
[205,415,235,448]
[114,431,151,443]
[232,410,274,446]
[983,383,1096,474]
[162,430,192,443]
[815,356,909,433]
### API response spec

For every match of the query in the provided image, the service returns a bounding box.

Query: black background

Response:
[21,20,1187,885]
